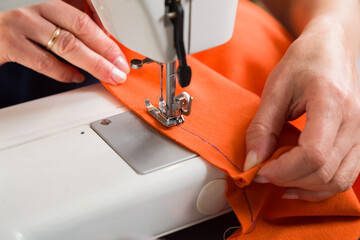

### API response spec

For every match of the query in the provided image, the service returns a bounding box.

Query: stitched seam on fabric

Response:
[177,126,242,171]
[177,126,256,234]
[242,187,256,234]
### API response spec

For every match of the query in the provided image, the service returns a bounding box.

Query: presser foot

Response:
[145,92,192,127]
[131,58,193,127]
[145,99,185,127]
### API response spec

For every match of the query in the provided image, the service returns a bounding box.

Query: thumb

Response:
[244,80,291,171]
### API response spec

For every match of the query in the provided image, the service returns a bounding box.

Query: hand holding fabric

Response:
[245,1,360,202]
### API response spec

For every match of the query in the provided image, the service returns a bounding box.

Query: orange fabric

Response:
[91,1,360,239]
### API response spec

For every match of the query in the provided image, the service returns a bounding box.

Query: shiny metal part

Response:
[166,62,177,117]
[166,12,177,19]
[100,119,111,125]
[144,60,193,127]
[90,111,197,174]
[173,92,192,117]
[130,58,154,69]
[131,58,193,127]
[158,64,166,113]
[145,99,184,127]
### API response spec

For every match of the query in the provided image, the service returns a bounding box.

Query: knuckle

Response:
[6,9,35,28]
[246,122,277,141]
[103,43,121,59]
[316,167,333,185]
[57,31,80,55]
[0,12,23,46]
[73,13,92,36]
[0,27,11,47]
[303,146,327,169]
[0,29,23,63]
[344,96,360,120]
[34,54,53,72]
[327,82,345,100]
[93,58,110,77]
[7,9,23,19]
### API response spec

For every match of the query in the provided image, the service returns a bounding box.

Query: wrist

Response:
[298,8,360,60]
[290,0,360,41]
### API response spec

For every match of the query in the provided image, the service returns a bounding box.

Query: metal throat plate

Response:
[90,111,197,174]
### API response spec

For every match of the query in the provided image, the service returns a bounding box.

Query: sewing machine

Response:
[0,0,237,239]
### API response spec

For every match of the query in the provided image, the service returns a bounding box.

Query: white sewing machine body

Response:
[0,0,237,238]
[0,84,230,240]
[92,0,238,63]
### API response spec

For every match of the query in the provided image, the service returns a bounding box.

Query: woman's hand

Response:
[244,1,360,202]
[0,0,129,84]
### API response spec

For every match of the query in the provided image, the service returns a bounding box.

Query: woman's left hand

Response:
[245,12,360,201]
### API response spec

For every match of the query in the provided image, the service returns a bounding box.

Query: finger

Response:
[327,143,360,193]
[278,121,356,190]
[37,1,130,74]
[283,188,335,202]
[23,12,125,85]
[244,72,291,171]
[255,94,342,184]
[299,94,342,153]
[54,29,127,84]
[91,10,108,34]
[9,35,83,83]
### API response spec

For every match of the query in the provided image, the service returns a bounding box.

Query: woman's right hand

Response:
[0,0,130,85]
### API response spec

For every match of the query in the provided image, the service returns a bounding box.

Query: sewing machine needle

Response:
[158,63,166,113]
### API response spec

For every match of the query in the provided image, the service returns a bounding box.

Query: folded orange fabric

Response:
[93,1,360,239]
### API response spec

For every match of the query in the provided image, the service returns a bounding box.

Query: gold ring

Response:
[46,26,61,50]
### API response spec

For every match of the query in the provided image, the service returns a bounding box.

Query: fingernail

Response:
[72,74,84,83]
[253,175,269,184]
[113,56,130,74]
[282,193,299,200]
[111,68,127,84]
[244,151,259,171]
